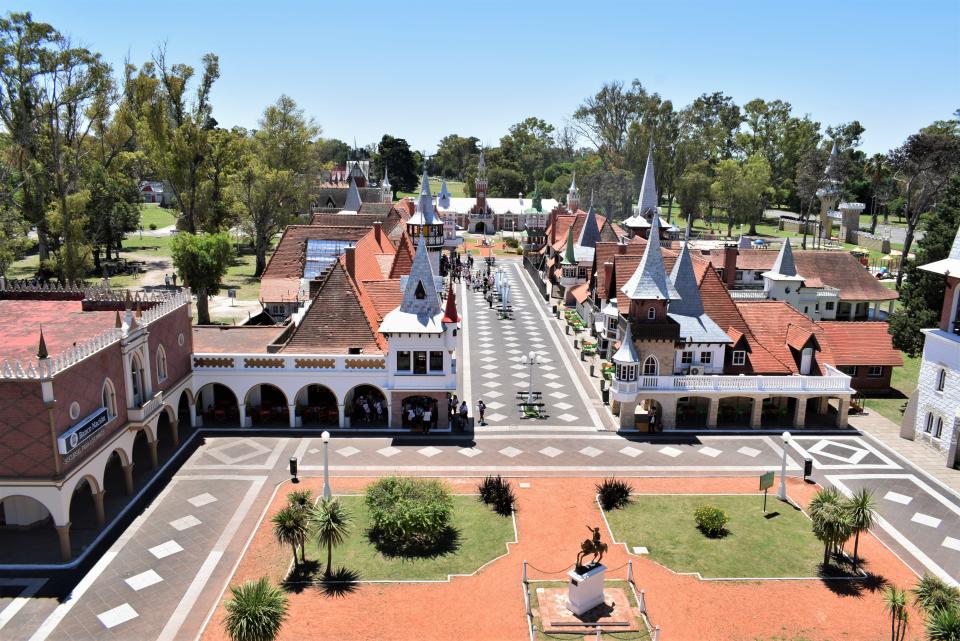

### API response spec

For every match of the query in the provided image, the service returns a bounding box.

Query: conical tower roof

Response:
[561,224,576,265]
[578,206,601,250]
[399,235,441,317]
[668,242,704,317]
[438,178,451,209]
[767,238,802,279]
[621,215,679,300]
[637,143,659,219]
[343,176,362,211]
[612,322,640,364]
[382,167,391,188]
[408,168,438,225]
[442,281,459,324]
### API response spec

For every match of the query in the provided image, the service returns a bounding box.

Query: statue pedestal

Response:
[566,564,606,616]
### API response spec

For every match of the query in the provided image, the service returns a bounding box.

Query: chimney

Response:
[723,244,738,289]
[603,262,614,300]
[374,221,382,245]
[617,242,627,255]
[345,246,356,279]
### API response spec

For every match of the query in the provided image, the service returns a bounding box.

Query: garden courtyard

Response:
[200,476,922,641]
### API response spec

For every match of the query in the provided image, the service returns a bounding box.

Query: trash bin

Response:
[601,387,609,405]
[803,457,813,480]
[289,457,298,479]
[552,304,558,315]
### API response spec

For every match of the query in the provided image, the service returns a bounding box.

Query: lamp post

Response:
[321,430,331,499]
[521,350,538,404]
[777,431,791,501]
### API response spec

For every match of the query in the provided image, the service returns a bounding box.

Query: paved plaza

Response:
[1,260,959,640]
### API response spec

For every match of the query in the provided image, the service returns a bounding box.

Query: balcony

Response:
[128,391,163,423]
[611,372,853,397]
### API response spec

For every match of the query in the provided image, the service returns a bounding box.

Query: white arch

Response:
[294,383,340,407]
[102,377,118,419]
[242,382,290,408]
[642,355,659,376]
[156,344,168,383]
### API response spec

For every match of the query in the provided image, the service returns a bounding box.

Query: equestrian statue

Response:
[575,525,607,572]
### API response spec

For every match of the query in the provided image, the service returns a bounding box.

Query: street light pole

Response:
[322,430,331,499]
[778,430,791,501]
[522,350,538,404]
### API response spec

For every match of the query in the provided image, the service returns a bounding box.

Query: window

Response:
[156,346,168,383]
[429,351,444,371]
[735,270,744,281]
[130,353,145,406]
[647,307,656,320]
[413,351,427,374]
[804,306,809,314]
[867,366,884,378]
[397,351,411,371]
[839,365,858,377]
[700,351,713,364]
[617,363,637,382]
[925,412,934,433]
[825,301,835,311]
[578,267,587,279]
[414,281,426,300]
[607,317,618,331]
[937,368,947,391]
[642,356,658,376]
[681,351,693,365]
[732,350,746,366]
[101,379,117,419]
[935,416,944,439]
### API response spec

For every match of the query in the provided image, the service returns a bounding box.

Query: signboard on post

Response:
[759,471,775,513]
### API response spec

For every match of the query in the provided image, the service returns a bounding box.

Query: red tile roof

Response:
[350,226,397,282]
[360,279,403,321]
[281,261,386,354]
[735,301,838,374]
[192,326,286,354]
[570,282,591,303]
[389,232,415,279]
[818,322,904,366]
[0,300,118,362]
[260,225,370,302]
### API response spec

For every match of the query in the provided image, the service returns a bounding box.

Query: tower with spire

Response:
[816,142,841,239]
[475,150,488,213]
[438,178,452,210]
[381,168,392,203]
[567,171,581,212]
[405,168,445,273]
[343,176,362,212]
[623,143,662,239]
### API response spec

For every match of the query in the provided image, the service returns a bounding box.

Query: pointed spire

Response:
[637,143,659,219]
[438,178,451,209]
[344,176,362,211]
[567,171,580,211]
[621,214,680,301]
[135,300,142,319]
[477,149,486,173]
[37,325,48,360]
[532,182,542,212]
[668,242,704,317]
[442,281,459,324]
[414,167,437,224]
[770,238,799,277]
[399,234,442,317]
[561,224,576,265]
[382,167,391,187]
[115,310,122,328]
[612,322,640,364]
[578,206,601,250]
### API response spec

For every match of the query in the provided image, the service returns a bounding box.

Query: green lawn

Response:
[529,580,650,641]
[138,205,177,230]
[864,351,920,424]
[302,494,514,581]
[604,495,824,578]
[220,252,262,300]
[398,178,467,199]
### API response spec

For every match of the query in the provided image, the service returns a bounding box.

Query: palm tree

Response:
[223,577,289,641]
[271,506,309,565]
[287,489,313,511]
[927,605,960,641]
[809,488,852,567]
[914,574,960,614]
[844,487,877,571]
[882,584,908,641]
[311,497,352,576]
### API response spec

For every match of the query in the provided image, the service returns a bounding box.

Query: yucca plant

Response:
[223,577,289,641]
[927,605,960,641]
[311,497,352,576]
[478,475,516,516]
[271,506,309,565]
[286,489,314,511]
[809,488,852,567]
[882,584,909,641]
[843,487,876,571]
[596,478,633,511]
[914,574,960,614]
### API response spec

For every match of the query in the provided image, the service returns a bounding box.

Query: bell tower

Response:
[475,150,488,213]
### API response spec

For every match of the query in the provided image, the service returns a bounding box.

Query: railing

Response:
[192,353,387,372]
[612,372,852,395]
[729,290,768,300]
[128,391,163,422]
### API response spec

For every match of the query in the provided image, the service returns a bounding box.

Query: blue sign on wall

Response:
[58,407,110,456]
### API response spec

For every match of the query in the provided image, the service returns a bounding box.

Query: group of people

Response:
[446,394,486,429]
[402,397,440,432]
[351,392,385,424]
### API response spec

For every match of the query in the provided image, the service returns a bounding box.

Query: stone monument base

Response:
[567,563,606,615]
[536,587,640,633]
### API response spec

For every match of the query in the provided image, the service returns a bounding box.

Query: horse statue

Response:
[575,525,607,571]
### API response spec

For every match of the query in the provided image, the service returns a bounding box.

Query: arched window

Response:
[130,352,145,406]
[643,356,659,376]
[156,345,168,383]
[937,369,947,392]
[925,412,934,433]
[647,307,656,320]
[935,416,944,438]
[102,378,117,419]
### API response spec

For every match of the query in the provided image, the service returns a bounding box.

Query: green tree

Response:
[843,487,876,571]
[809,488,852,567]
[864,153,889,234]
[286,489,313,511]
[0,207,30,277]
[913,575,960,615]
[432,134,479,180]
[889,175,960,356]
[314,137,351,167]
[680,92,743,165]
[223,577,289,641]
[882,584,909,641]
[171,232,233,324]
[373,135,417,194]
[572,79,649,168]
[795,146,829,248]
[498,117,556,191]
[675,162,713,233]
[310,497,352,576]
[271,506,309,565]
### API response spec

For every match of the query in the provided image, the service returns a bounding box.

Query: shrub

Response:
[503,236,520,249]
[365,476,453,554]
[596,478,633,511]
[149,223,158,230]
[478,475,516,516]
[286,489,313,511]
[223,577,288,641]
[694,504,729,537]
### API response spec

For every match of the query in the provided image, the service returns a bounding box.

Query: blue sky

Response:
[14,0,960,155]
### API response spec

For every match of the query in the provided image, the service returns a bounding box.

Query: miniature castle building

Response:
[816,142,842,239]
[405,169,446,273]
[622,145,676,240]
[907,224,960,466]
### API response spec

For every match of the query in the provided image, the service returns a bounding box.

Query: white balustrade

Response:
[612,372,851,395]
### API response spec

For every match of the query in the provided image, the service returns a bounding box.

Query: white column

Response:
[836,398,851,428]
[337,403,346,428]
[288,404,298,428]
[238,405,248,428]
[706,398,719,429]
[750,398,763,429]
[793,398,807,429]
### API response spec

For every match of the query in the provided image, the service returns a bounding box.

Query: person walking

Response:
[459,400,469,427]
[477,399,486,426]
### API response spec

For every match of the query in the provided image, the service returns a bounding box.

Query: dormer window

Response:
[647,307,656,320]
[348,347,362,355]
[415,281,426,300]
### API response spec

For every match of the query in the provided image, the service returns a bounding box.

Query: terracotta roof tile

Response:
[351,226,397,282]
[389,232,415,279]
[192,326,285,354]
[260,225,369,302]
[570,282,591,303]
[360,279,404,321]
[818,322,904,366]
[281,261,385,354]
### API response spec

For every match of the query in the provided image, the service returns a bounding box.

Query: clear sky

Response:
[13,0,960,155]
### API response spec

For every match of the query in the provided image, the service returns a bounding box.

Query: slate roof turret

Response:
[621,214,679,300]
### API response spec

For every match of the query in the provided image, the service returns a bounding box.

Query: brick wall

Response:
[148,304,193,394]
[0,381,53,478]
